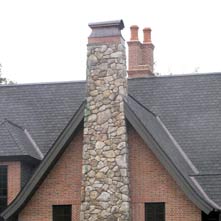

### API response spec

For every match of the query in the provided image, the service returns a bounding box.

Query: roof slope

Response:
[124,95,220,213]
[0,81,85,156]
[128,73,221,211]
[128,73,221,174]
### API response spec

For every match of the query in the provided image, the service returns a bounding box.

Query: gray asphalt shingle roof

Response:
[128,73,221,209]
[125,95,197,176]
[196,175,221,206]
[0,81,86,156]
[128,73,221,175]
[0,119,42,160]
[1,73,221,211]
[0,120,23,156]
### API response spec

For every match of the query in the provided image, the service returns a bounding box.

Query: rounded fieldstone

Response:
[100,202,109,209]
[96,172,105,179]
[97,192,110,202]
[88,54,98,66]
[103,90,111,98]
[99,45,107,53]
[95,141,105,149]
[119,202,130,212]
[117,127,126,135]
[120,185,129,195]
[88,170,95,178]
[95,51,103,59]
[111,51,123,58]
[118,44,124,51]
[122,194,129,202]
[103,150,115,158]
[116,155,127,168]
[107,170,115,178]
[90,191,98,200]
[90,90,98,96]
[100,166,109,173]
[97,109,111,124]
[104,48,113,55]
[91,159,98,167]
[97,161,105,169]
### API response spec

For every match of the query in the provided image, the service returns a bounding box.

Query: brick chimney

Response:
[81,20,131,221]
[127,25,154,78]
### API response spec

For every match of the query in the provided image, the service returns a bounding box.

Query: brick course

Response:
[19,129,83,221]
[0,161,21,204]
[128,124,201,221]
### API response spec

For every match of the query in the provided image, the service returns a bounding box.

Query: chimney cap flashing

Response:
[89,20,124,30]
[88,20,124,38]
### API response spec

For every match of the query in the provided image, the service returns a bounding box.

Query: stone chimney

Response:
[127,25,154,78]
[81,20,131,221]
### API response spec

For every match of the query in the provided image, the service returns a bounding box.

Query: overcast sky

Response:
[0,0,221,83]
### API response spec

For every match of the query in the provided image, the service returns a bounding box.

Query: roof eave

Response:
[0,155,40,166]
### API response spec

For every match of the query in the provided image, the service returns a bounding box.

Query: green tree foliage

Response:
[0,64,14,84]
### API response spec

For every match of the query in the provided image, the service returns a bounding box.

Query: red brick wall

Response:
[128,124,201,221]
[127,37,154,78]
[128,41,142,70]
[19,129,83,221]
[0,161,21,204]
[17,124,201,221]
[142,43,154,73]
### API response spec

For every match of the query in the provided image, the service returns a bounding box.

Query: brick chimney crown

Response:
[127,25,155,78]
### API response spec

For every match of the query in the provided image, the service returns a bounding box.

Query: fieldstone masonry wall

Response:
[80,21,130,221]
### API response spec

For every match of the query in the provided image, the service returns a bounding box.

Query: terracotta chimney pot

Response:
[143,27,152,43]
[130,25,139,41]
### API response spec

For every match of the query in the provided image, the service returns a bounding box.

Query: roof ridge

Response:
[128,72,221,80]
[0,80,86,88]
